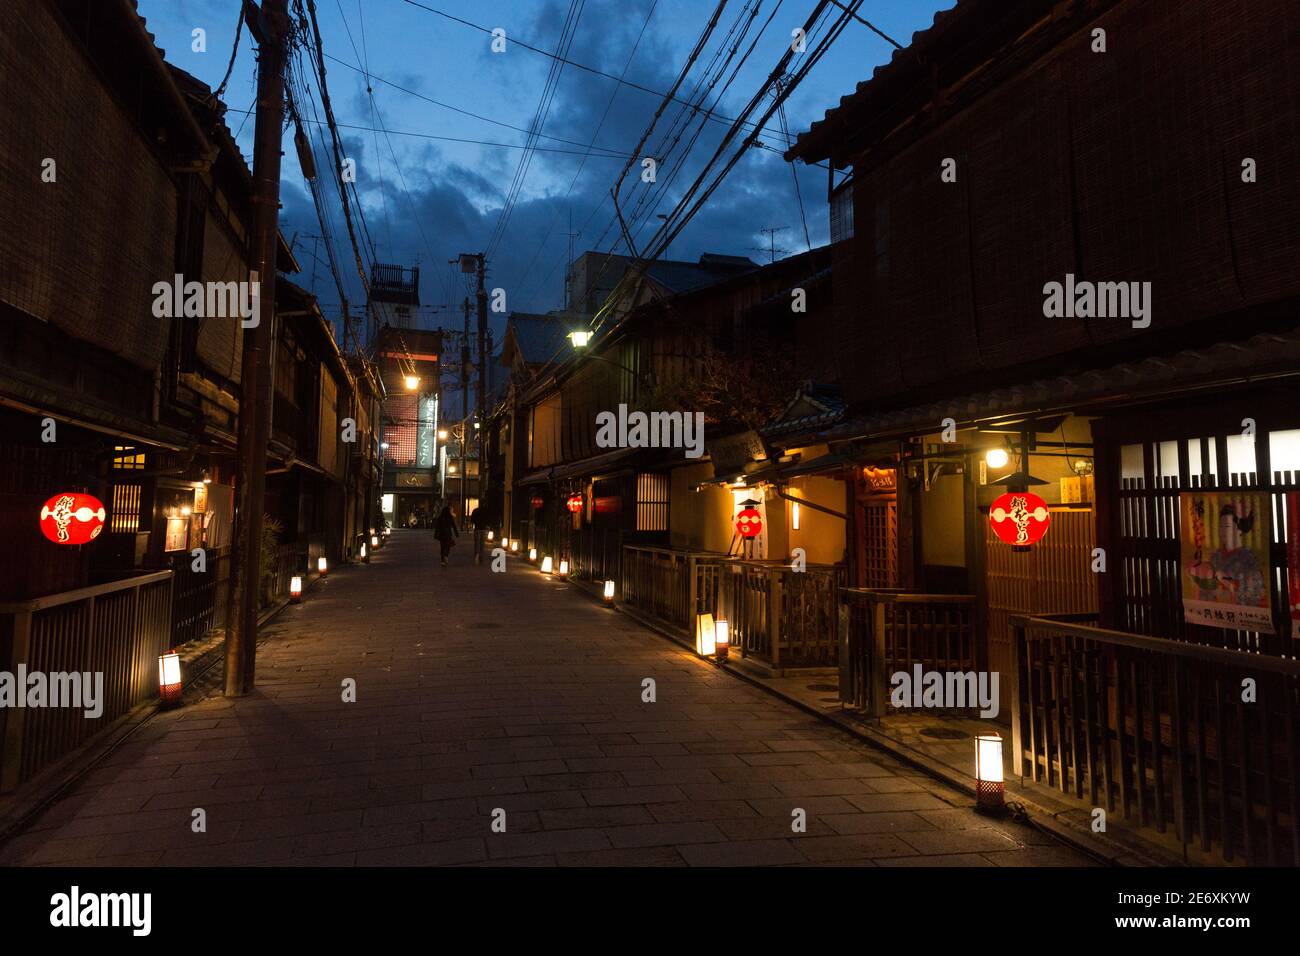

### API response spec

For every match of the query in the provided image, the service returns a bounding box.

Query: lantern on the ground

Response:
[371,534,380,548]
[735,499,763,539]
[603,580,615,605]
[975,734,1005,813]
[158,652,183,706]
[695,613,717,656]
[39,492,106,545]
[714,619,730,662]
[989,491,1050,550]
[541,555,553,574]
[361,542,369,563]
[558,559,569,578]
[289,575,303,603]
[529,547,537,562]
[318,556,328,577]
[566,493,582,514]
[511,541,520,553]
[487,530,495,542]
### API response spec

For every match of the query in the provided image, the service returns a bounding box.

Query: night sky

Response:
[139,0,954,345]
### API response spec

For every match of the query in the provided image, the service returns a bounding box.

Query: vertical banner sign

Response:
[417,395,436,468]
[1180,492,1273,633]
[1289,492,1300,623]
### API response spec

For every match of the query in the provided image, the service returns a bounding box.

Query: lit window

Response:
[113,446,145,470]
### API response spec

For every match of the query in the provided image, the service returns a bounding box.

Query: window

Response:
[110,484,141,533]
[113,446,145,470]
[636,473,669,531]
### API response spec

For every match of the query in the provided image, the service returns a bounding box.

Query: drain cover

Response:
[919,726,966,740]
[806,683,839,693]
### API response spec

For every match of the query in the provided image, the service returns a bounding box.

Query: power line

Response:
[398,0,793,145]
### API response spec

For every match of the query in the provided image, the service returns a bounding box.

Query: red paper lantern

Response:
[530,495,544,509]
[989,491,1051,547]
[566,493,583,514]
[735,506,763,539]
[40,492,106,545]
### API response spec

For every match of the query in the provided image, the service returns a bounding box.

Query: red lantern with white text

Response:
[735,504,763,539]
[566,493,582,514]
[989,492,1051,548]
[40,492,106,545]
[531,494,544,510]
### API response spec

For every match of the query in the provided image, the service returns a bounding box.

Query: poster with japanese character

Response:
[1180,492,1273,633]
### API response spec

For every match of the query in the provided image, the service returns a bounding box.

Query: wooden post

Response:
[687,555,698,634]
[769,568,783,670]
[1009,619,1025,782]
[870,597,888,718]
[0,610,33,791]
[837,601,852,705]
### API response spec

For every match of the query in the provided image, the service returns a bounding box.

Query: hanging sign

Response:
[988,491,1051,547]
[40,492,106,545]
[1181,492,1273,633]
[531,494,544,509]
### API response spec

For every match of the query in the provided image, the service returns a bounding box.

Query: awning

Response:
[700,451,853,489]
[517,446,647,486]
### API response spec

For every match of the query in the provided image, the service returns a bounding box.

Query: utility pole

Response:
[227,0,289,697]
[460,297,470,523]
[474,253,487,541]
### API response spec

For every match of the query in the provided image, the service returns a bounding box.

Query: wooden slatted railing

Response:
[1011,613,1300,866]
[839,589,978,715]
[0,571,173,791]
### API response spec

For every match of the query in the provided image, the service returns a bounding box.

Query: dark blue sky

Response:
[141,0,953,337]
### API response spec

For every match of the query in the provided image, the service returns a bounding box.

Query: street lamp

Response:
[568,330,592,348]
[405,375,420,391]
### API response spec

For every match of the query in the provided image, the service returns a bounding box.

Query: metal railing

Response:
[1010,613,1300,866]
[0,571,173,791]
[839,588,978,715]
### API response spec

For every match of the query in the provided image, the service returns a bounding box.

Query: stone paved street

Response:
[0,532,1092,867]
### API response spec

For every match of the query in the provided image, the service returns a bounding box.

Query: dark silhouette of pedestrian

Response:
[435,505,459,566]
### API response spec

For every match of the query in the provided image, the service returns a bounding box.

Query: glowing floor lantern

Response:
[558,559,569,578]
[361,542,369,563]
[290,575,303,604]
[603,580,616,605]
[158,652,183,706]
[371,534,380,548]
[318,556,328,577]
[975,734,1005,812]
[511,541,520,553]
[695,613,717,657]
[541,555,553,574]
[529,547,538,562]
[714,619,730,662]
[487,530,495,542]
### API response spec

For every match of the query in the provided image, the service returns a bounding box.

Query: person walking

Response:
[434,504,459,566]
